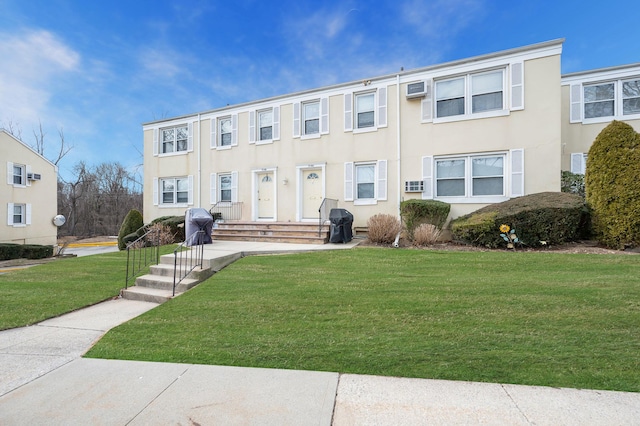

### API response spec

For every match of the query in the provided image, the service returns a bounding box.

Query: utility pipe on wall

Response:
[394,73,402,248]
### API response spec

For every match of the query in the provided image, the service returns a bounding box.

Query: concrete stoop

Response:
[120,251,243,304]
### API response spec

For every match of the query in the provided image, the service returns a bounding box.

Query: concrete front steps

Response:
[212,221,330,244]
[121,250,243,304]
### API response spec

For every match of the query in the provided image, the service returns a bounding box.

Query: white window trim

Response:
[155,176,193,207]
[7,203,30,226]
[211,115,238,150]
[433,67,509,124]
[296,98,329,139]
[570,77,640,124]
[353,91,377,134]
[155,123,193,156]
[344,160,387,205]
[250,106,280,145]
[423,150,524,204]
[344,87,387,133]
[211,171,238,204]
[7,162,28,187]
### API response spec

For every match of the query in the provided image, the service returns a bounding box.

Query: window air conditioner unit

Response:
[27,173,42,181]
[405,180,424,192]
[406,81,427,99]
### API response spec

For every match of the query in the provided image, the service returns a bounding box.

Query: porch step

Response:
[120,286,175,304]
[212,221,330,244]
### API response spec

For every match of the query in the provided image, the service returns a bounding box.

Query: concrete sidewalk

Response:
[1,240,639,424]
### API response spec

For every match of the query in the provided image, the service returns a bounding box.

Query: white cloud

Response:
[400,0,484,39]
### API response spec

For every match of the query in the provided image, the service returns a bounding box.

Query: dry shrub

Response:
[367,214,402,244]
[413,223,442,246]
[146,222,176,246]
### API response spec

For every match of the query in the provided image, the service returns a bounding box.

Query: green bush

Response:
[585,121,640,249]
[151,215,185,242]
[117,209,144,250]
[0,243,53,260]
[451,192,589,248]
[561,171,585,198]
[400,199,450,240]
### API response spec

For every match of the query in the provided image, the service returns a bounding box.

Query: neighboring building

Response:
[561,63,640,174]
[143,39,565,229]
[1,130,58,246]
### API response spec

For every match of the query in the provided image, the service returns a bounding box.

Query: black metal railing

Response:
[125,228,161,289]
[318,198,338,237]
[173,229,206,297]
[209,201,243,221]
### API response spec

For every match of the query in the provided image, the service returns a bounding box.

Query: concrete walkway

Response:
[1,240,639,425]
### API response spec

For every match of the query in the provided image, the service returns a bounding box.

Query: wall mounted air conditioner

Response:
[27,173,42,181]
[406,81,427,99]
[405,180,424,192]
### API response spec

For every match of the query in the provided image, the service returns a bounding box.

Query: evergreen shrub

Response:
[451,192,589,248]
[585,120,640,249]
[117,209,144,250]
[400,199,450,240]
[151,215,185,242]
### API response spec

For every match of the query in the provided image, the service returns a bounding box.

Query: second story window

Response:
[303,101,320,135]
[258,110,273,141]
[584,83,614,119]
[623,79,640,115]
[435,69,505,119]
[12,164,25,185]
[355,93,375,129]
[162,125,188,154]
[219,117,232,147]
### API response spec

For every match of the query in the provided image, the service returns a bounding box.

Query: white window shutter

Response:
[231,171,238,202]
[320,97,329,134]
[231,114,238,146]
[422,156,434,199]
[378,87,387,128]
[344,93,353,132]
[187,122,194,152]
[7,162,13,185]
[571,153,586,174]
[249,111,256,144]
[210,173,217,205]
[377,159,387,200]
[25,164,32,187]
[570,84,582,123]
[510,62,524,111]
[7,203,13,225]
[210,118,217,149]
[187,175,194,205]
[272,106,280,140]
[153,129,159,156]
[293,102,301,138]
[153,178,159,206]
[25,204,31,225]
[510,149,525,197]
[344,162,354,201]
[421,80,433,122]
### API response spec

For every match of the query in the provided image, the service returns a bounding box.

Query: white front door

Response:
[302,169,322,219]
[257,171,275,219]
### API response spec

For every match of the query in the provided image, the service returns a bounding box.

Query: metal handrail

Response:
[125,227,160,289]
[318,198,338,236]
[209,201,243,221]
[172,229,206,297]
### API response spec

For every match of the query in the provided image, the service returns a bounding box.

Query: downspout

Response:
[197,113,202,208]
[394,73,402,248]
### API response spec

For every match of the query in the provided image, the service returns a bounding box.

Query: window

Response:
[161,125,189,154]
[258,110,273,141]
[219,117,232,146]
[435,69,505,119]
[356,164,375,199]
[13,204,25,224]
[355,92,375,128]
[623,79,640,115]
[219,174,232,202]
[12,164,25,185]
[584,83,614,119]
[435,154,505,198]
[303,101,320,135]
[161,177,189,204]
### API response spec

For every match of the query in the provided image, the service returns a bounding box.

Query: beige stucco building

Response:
[1,130,58,246]
[142,39,638,230]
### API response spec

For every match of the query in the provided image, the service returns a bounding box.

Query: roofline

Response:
[0,129,58,172]
[143,38,565,126]
[562,62,640,79]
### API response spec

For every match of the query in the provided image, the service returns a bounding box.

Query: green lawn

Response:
[85,248,640,392]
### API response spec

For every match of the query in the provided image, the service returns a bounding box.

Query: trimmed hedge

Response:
[117,209,144,250]
[400,199,450,240]
[451,192,589,248]
[0,243,53,261]
[151,215,185,242]
[585,120,640,249]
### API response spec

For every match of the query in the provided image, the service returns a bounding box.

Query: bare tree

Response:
[32,121,73,165]
[2,119,23,139]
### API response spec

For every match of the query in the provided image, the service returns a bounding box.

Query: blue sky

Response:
[1,0,637,182]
